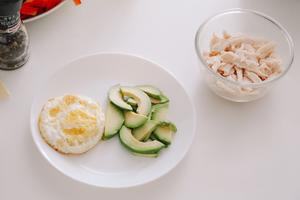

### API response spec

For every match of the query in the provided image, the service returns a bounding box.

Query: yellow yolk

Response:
[49,107,60,117]
[61,109,97,136]
[63,95,78,105]
[63,127,86,135]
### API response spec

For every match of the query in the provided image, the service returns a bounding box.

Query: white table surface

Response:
[1,0,300,199]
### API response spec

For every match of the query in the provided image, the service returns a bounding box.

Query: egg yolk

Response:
[61,109,97,136]
[49,107,60,117]
[63,95,78,105]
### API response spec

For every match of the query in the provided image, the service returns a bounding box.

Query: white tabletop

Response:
[1,0,300,199]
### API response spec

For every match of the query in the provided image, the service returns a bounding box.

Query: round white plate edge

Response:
[30,52,198,188]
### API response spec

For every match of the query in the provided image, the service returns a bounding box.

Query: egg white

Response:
[39,94,105,154]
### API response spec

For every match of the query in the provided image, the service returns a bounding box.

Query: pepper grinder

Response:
[0,0,29,70]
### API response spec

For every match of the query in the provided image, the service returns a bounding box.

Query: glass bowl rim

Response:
[195,8,295,87]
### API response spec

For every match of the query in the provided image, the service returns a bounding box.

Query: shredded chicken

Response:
[218,63,233,76]
[204,31,282,85]
[245,71,262,83]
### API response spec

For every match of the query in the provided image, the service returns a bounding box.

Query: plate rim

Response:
[30,52,197,188]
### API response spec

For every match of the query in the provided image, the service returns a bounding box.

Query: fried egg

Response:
[39,94,105,154]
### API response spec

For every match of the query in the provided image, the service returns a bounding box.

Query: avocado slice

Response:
[126,98,138,107]
[109,85,132,111]
[124,111,148,128]
[137,85,162,99]
[149,134,157,141]
[149,94,169,105]
[133,120,160,141]
[131,152,159,158]
[103,102,125,140]
[153,122,177,145]
[123,97,138,111]
[120,87,151,116]
[151,103,169,121]
[119,126,165,154]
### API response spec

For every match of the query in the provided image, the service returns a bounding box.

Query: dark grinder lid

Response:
[0,0,22,16]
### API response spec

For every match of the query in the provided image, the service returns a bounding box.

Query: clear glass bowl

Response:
[195,9,294,102]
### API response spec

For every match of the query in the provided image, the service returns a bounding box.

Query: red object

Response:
[21,0,81,20]
[73,0,81,6]
[21,0,63,20]
[20,4,39,16]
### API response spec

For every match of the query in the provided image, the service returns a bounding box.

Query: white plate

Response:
[30,53,196,188]
[23,1,66,23]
